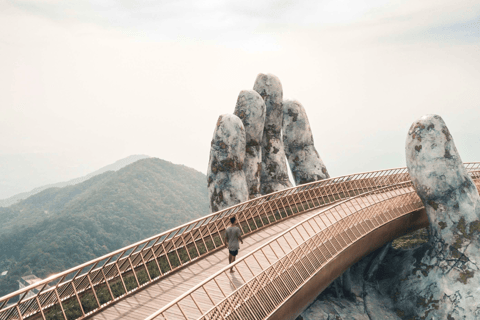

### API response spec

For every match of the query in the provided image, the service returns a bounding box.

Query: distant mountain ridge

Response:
[0,157,209,298]
[0,155,150,207]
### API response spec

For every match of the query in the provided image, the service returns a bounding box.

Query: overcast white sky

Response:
[1,0,479,197]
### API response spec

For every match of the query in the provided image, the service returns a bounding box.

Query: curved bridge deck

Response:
[1,164,479,320]
[93,206,325,319]
[146,184,426,320]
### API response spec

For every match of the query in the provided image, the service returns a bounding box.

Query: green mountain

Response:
[0,155,151,207]
[0,158,209,298]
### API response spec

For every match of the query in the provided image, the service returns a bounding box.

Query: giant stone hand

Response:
[207,114,249,213]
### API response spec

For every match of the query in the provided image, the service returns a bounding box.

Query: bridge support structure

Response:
[269,208,428,320]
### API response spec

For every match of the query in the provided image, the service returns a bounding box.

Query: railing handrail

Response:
[144,180,418,320]
[144,165,480,320]
[0,166,412,301]
[1,162,478,320]
[201,184,421,320]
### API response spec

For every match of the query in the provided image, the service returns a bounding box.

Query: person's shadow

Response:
[229,271,244,292]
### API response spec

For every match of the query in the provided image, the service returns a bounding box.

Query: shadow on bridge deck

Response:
[90,207,327,319]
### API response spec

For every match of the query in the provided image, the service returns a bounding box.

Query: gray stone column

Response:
[400,114,480,318]
[253,73,292,194]
[283,99,329,185]
[234,90,266,199]
[207,114,249,213]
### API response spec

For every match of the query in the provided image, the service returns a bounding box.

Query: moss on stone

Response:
[392,228,429,249]
[450,245,462,259]
[457,218,467,237]
[427,200,438,210]
[452,238,463,250]
[457,270,474,284]
[451,217,476,251]
[469,220,480,235]
[417,295,439,320]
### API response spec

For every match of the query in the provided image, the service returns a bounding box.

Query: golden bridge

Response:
[2,163,480,320]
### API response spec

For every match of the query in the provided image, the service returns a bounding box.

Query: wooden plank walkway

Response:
[89,206,328,320]
[147,187,420,320]
[91,187,416,320]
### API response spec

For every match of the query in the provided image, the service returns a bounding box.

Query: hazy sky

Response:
[1,0,479,196]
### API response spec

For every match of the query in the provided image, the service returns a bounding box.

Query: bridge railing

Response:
[1,163,478,320]
[145,169,480,320]
[143,182,421,320]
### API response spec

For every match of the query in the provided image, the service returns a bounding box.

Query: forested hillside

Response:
[0,154,150,207]
[0,158,209,298]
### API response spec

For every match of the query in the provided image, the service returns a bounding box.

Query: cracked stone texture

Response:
[300,115,480,320]
[253,73,293,194]
[396,114,480,319]
[234,90,266,199]
[283,99,329,185]
[207,114,248,213]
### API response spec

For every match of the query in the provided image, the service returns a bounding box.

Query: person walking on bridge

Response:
[224,216,243,273]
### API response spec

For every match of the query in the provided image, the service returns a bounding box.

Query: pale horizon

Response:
[1,0,479,198]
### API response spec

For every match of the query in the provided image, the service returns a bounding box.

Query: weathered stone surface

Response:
[300,115,480,319]
[302,285,399,320]
[301,297,371,320]
[207,114,248,213]
[234,90,266,199]
[253,73,292,194]
[394,114,480,318]
[283,100,329,185]
[300,244,401,320]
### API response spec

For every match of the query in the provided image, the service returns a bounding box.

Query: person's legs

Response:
[230,254,236,272]
[228,250,238,272]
